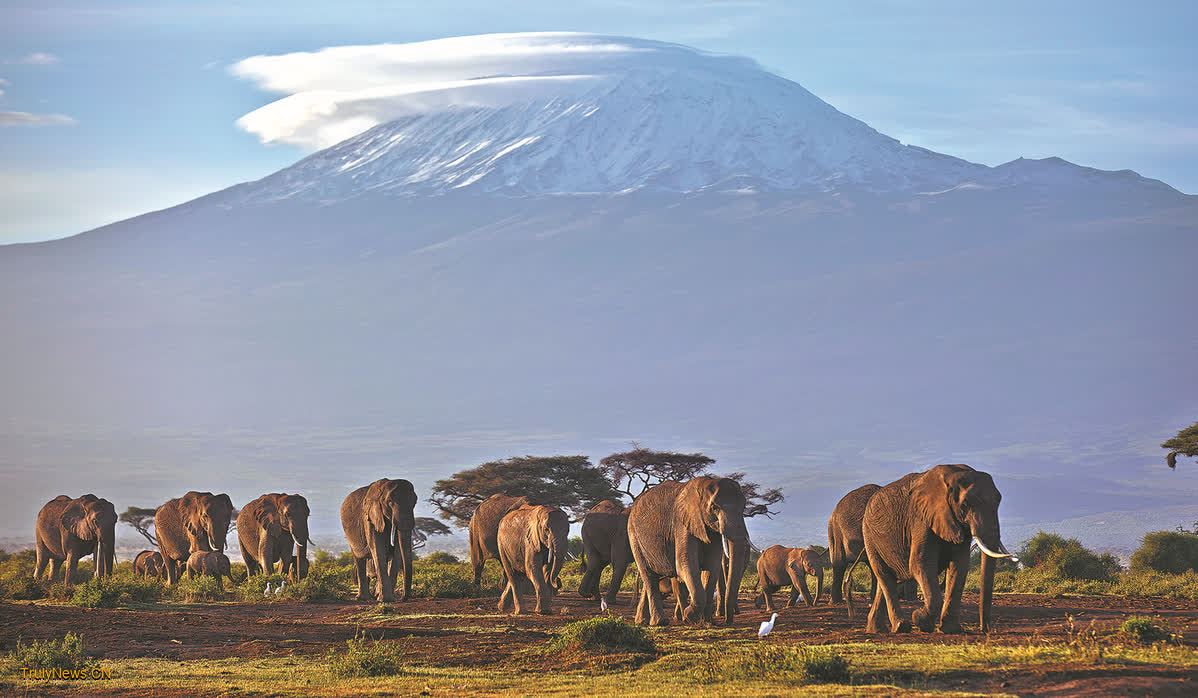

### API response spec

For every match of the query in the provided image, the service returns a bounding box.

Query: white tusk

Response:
[973,536,1019,563]
[724,537,732,562]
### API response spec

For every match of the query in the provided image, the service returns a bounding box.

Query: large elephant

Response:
[186,550,234,590]
[34,494,117,582]
[578,499,634,606]
[496,504,569,615]
[239,493,312,581]
[154,491,235,585]
[468,493,530,587]
[754,545,824,612]
[134,550,166,580]
[827,484,881,604]
[852,464,1015,634]
[341,478,417,602]
[627,476,750,626]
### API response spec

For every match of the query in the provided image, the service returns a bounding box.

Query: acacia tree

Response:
[1163,421,1198,469]
[598,444,784,518]
[430,455,623,527]
[412,517,452,551]
[119,506,158,547]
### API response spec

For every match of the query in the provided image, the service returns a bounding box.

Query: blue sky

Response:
[1,1,1195,244]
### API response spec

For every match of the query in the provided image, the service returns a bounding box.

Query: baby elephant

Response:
[754,545,825,612]
[186,550,233,590]
[134,550,166,580]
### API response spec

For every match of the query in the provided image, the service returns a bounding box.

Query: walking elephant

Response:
[154,491,235,585]
[239,493,312,581]
[827,484,880,604]
[754,545,825,612]
[186,550,234,590]
[468,493,530,587]
[496,504,569,615]
[578,499,634,606]
[627,476,750,626]
[134,550,166,580]
[851,464,1015,634]
[341,478,417,602]
[34,494,117,582]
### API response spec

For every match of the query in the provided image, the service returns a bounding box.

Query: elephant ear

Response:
[216,493,233,515]
[366,485,388,534]
[60,499,88,539]
[684,478,714,545]
[912,465,968,544]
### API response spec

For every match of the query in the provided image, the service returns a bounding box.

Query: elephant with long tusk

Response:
[847,464,1013,634]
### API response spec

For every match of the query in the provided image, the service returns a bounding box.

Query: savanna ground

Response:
[1,552,1196,697]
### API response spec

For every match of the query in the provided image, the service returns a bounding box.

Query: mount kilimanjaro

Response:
[1,34,1195,552]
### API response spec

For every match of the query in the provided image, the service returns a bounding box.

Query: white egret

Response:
[263,583,272,597]
[758,613,778,639]
[600,597,608,612]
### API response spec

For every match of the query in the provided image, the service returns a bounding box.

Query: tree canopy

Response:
[430,455,623,527]
[119,506,158,547]
[412,517,452,551]
[599,444,784,518]
[1163,421,1198,469]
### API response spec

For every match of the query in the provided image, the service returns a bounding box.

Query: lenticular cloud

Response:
[230,32,759,150]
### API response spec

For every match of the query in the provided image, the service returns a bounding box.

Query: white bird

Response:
[600,597,608,612]
[263,583,272,597]
[275,581,285,596]
[758,613,778,639]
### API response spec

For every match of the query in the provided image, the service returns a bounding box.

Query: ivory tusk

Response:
[973,535,1019,562]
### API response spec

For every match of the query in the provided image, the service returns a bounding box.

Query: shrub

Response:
[279,566,350,602]
[549,616,656,654]
[1019,531,1072,568]
[421,551,459,565]
[410,564,479,599]
[5,633,91,671]
[70,574,161,608]
[688,645,850,684]
[327,630,405,677]
[174,574,226,602]
[1119,616,1177,645]
[1130,531,1198,574]
[1044,545,1121,582]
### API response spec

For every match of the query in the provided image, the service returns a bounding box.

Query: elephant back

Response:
[469,493,531,560]
[34,496,75,557]
[626,480,686,577]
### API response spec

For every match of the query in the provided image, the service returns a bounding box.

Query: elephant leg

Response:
[790,566,814,607]
[874,563,910,634]
[34,542,51,581]
[762,582,779,613]
[909,547,942,633]
[397,528,413,602]
[938,549,970,634]
[49,557,63,583]
[606,557,630,607]
[676,538,707,624]
[502,560,523,615]
[635,580,650,625]
[63,551,79,584]
[370,529,395,602]
[240,540,259,577]
[353,556,370,601]
[644,569,668,626]
[527,551,552,615]
[865,578,888,633]
[829,559,845,604]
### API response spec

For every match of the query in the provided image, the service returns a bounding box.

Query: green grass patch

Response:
[173,574,227,602]
[69,574,162,608]
[679,644,851,685]
[549,616,656,654]
[3,632,93,672]
[326,630,406,677]
[1119,616,1178,645]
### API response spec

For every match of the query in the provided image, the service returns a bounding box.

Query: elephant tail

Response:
[844,546,867,619]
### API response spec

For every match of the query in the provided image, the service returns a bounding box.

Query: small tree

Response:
[1130,531,1198,574]
[1162,421,1198,469]
[598,444,784,518]
[119,507,158,547]
[412,517,451,551]
[430,455,623,527]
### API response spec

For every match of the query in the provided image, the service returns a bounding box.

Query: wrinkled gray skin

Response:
[186,550,234,590]
[341,478,417,602]
[578,500,634,606]
[627,476,750,626]
[754,545,825,612]
[154,491,235,586]
[134,550,166,580]
[34,495,117,582]
[469,493,531,587]
[239,493,312,581]
[854,464,1013,634]
[828,484,881,604]
[497,504,569,615]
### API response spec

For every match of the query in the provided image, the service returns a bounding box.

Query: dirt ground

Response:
[2,591,1196,696]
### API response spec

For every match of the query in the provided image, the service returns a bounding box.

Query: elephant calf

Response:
[497,504,569,615]
[754,545,825,612]
[134,550,166,580]
[186,551,233,590]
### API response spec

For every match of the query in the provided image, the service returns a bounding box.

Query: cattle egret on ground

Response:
[758,613,778,638]
[275,581,285,596]
[600,597,608,612]
[263,583,272,597]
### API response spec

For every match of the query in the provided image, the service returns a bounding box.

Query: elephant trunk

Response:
[718,515,750,622]
[291,521,310,580]
[980,550,996,632]
[97,528,115,578]
[260,529,275,570]
[548,527,566,591]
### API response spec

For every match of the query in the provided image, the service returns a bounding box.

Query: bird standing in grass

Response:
[275,580,285,596]
[600,597,608,612]
[263,583,272,597]
[758,613,778,638]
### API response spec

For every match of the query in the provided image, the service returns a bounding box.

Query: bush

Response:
[1119,616,1177,645]
[549,616,656,654]
[278,566,350,602]
[174,574,226,602]
[1019,531,1072,568]
[327,630,405,677]
[410,564,480,599]
[1130,531,1198,575]
[688,645,851,684]
[1044,545,1121,582]
[5,633,91,671]
[70,574,161,608]
[421,551,459,565]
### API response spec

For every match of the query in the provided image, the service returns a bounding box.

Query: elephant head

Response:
[534,506,570,591]
[686,476,750,622]
[912,464,1015,631]
[251,500,284,565]
[273,494,311,578]
[365,479,417,555]
[63,495,117,577]
[181,491,235,553]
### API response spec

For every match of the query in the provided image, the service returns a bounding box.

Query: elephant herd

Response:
[32,465,1016,635]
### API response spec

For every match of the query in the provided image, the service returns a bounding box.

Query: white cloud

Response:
[230,32,755,150]
[18,52,59,66]
[0,111,75,126]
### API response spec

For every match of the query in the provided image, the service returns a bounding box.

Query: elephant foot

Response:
[938,619,965,635]
[681,605,701,624]
[537,608,552,616]
[892,620,912,634]
[912,607,936,633]
[355,593,371,602]
[649,615,668,627]
[865,619,883,634]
